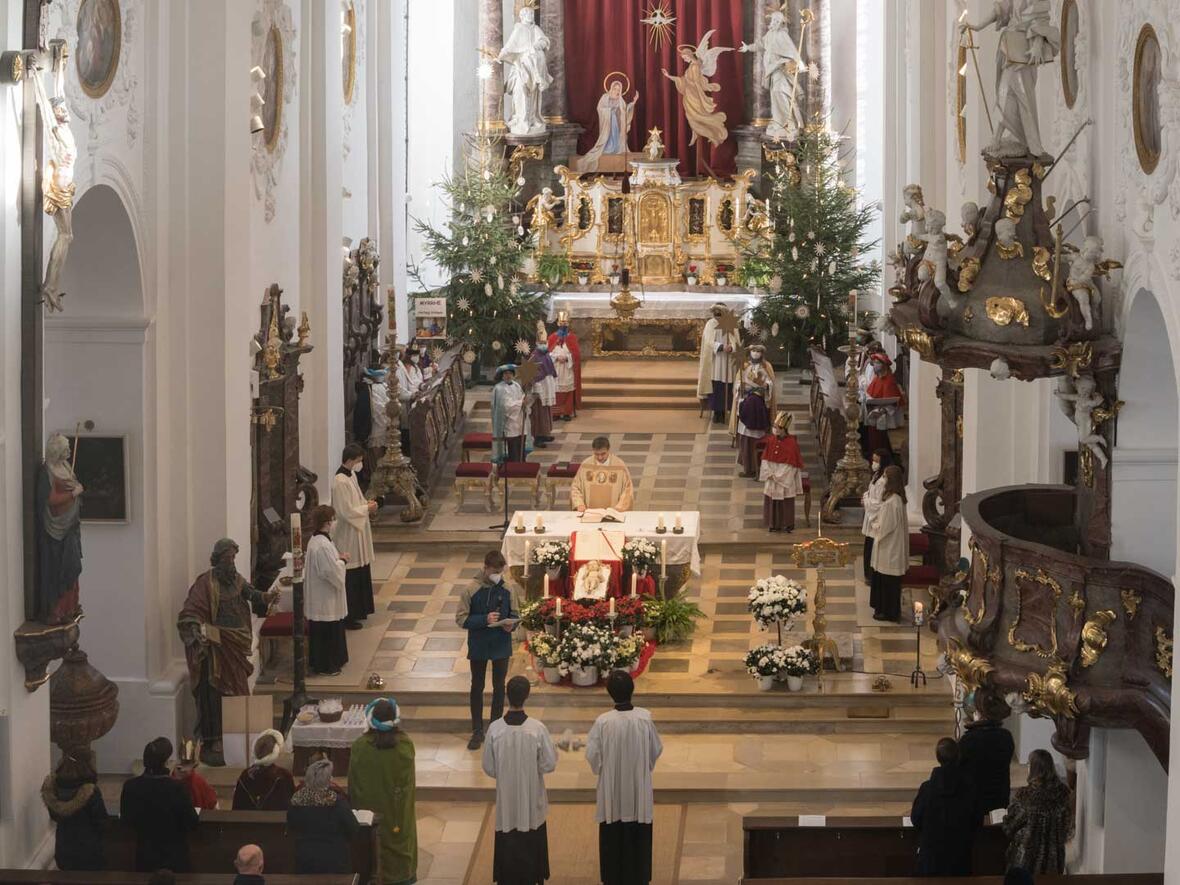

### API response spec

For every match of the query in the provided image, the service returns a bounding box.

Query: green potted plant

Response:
[643,592,705,645]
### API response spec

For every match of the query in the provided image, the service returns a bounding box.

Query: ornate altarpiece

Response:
[342,237,384,445]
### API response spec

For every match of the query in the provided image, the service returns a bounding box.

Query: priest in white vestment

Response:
[586,671,663,885]
[696,304,740,424]
[570,436,634,512]
[482,676,558,885]
[304,504,349,675]
[331,444,378,629]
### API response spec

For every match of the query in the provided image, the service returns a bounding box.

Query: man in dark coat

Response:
[959,689,1016,814]
[457,550,518,751]
[119,738,199,872]
[911,738,980,877]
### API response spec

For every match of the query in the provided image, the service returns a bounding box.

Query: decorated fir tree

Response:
[741,125,881,358]
[413,134,547,375]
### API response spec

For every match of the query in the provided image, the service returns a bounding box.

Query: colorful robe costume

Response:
[491,378,531,464]
[759,433,804,531]
[547,329,582,413]
[349,733,418,884]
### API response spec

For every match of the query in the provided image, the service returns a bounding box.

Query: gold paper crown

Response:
[178,738,200,765]
[773,411,793,431]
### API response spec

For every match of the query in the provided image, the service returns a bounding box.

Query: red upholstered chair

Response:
[499,461,543,509]
[455,462,496,512]
[545,462,581,509]
[909,532,932,563]
[461,432,493,461]
[259,611,307,678]
[901,564,940,588]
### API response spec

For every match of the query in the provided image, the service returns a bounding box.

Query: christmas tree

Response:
[740,125,881,358]
[413,133,547,375]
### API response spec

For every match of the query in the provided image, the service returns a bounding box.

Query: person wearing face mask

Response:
[395,348,425,454]
[570,436,634,512]
[697,303,740,424]
[760,412,803,532]
[457,551,519,750]
[732,344,776,477]
[331,444,380,630]
[304,504,350,676]
[547,312,581,421]
[861,448,893,583]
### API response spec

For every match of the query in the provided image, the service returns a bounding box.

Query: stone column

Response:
[750,0,774,126]
[540,0,567,124]
[478,0,505,131]
[804,0,831,123]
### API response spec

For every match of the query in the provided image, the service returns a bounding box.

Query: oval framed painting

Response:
[1060,0,1079,109]
[262,24,285,153]
[75,0,121,99]
[1133,23,1162,174]
[343,1,357,104]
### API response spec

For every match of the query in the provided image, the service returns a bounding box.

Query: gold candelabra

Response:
[820,300,872,523]
[791,535,854,690]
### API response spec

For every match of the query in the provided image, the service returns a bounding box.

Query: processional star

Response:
[641,2,677,52]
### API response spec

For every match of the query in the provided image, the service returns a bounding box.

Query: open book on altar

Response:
[580,508,625,524]
[572,529,626,562]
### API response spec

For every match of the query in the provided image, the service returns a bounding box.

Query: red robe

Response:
[547,331,582,408]
[867,370,905,404]
[174,770,218,810]
[763,434,803,468]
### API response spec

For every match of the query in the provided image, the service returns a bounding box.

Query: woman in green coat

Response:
[349,698,418,884]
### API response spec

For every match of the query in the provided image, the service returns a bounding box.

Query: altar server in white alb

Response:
[304,504,349,676]
[331,444,380,630]
[482,676,558,885]
[587,671,663,885]
[697,304,740,424]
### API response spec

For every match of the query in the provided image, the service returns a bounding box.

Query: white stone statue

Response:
[575,76,640,173]
[994,217,1024,259]
[1066,235,1106,331]
[740,12,804,141]
[960,0,1060,160]
[497,6,553,137]
[960,202,982,239]
[31,46,76,314]
[1055,374,1108,468]
[899,184,927,257]
[918,209,955,308]
[989,357,1011,381]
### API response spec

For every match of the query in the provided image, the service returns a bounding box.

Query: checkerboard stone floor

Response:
[368,366,936,691]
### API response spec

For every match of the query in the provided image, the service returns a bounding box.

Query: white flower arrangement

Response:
[606,633,646,671]
[747,575,808,629]
[745,643,789,678]
[533,540,570,570]
[556,623,615,675]
[780,645,818,677]
[622,538,659,570]
[528,633,561,667]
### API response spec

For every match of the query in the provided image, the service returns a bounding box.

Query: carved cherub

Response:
[989,357,1011,381]
[994,217,1024,260]
[899,184,927,257]
[918,209,955,308]
[1066,235,1122,332]
[1055,374,1108,469]
[960,201,982,240]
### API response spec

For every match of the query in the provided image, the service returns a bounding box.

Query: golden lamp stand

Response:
[791,535,854,691]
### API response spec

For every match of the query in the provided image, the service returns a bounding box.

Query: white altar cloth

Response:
[501,511,702,574]
[548,291,757,321]
[287,703,367,751]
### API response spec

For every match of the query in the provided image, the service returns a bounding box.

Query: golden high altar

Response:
[539,158,762,286]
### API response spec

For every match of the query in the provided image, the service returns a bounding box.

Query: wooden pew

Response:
[743,815,1008,880]
[98,810,378,882]
[408,346,466,490]
[0,876,357,885]
[741,878,1162,885]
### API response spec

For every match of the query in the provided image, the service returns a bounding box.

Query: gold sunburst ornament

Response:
[642,1,677,52]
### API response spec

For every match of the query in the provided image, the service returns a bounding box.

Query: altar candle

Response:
[661,539,667,578]
[535,513,543,530]
[913,600,925,624]
[555,597,562,618]
[609,598,616,616]
[657,513,666,530]
[674,513,683,530]
[543,574,550,598]
[524,540,531,576]
[849,289,858,319]
[630,573,637,597]
[514,512,524,531]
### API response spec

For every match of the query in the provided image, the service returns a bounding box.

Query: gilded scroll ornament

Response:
[1121,589,1142,621]
[996,239,1025,260]
[1032,245,1053,282]
[1004,168,1033,221]
[946,639,994,693]
[963,306,975,324]
[1023,661,1079,718]
[899,328,936,360]
[957,257,981,292]
[1068,586,1086,617]
[1155,626,1173,679]
[1009,568,1062,658]
[965,542,999,626]
[1079,610,1116,668]
[985,297,1030,327]
[1049,341,1093,378]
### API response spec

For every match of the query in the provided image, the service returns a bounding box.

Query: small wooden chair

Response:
[545,462,581,509]
[258,611,307,678]
[455,462,496,512]
[499,461,543,509]
[461,432,493,462]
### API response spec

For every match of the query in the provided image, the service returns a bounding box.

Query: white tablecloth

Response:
[548,291,757,321]
[288,703,368,750]
[500,511,702,574]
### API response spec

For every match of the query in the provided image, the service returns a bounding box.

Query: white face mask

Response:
[872,460,881,471]
[349,460,364,473]
[410,355,420,364]
[487,572,503,584]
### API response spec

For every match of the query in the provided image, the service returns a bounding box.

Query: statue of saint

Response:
[177,539,278,766]
[575,76,640,174]
[663,31,734,149]
[497,6,553,137]
[740,12,804,141]
[34,433,83,625]
[960,0,1060,160]
[30,45,76,313]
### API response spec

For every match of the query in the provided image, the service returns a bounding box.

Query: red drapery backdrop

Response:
[564,0,746,177]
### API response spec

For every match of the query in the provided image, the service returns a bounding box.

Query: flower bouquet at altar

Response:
[779,645,818,691]
[622,538,659,575]
[533,539,570,576]
[529,632,564,684]
[747,575,807,630]
[745,644,789,692]
[558,623,614,686]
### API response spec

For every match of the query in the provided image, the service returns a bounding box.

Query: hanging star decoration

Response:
[470,269,484,283]
[641,1,677,52]
[431,345,445,362]
[514,338,531,356]
[456,296,471,312]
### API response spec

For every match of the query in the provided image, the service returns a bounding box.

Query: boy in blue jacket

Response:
[457,550,519,750]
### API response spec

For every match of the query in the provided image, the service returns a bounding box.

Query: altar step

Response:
[581,360,701,411]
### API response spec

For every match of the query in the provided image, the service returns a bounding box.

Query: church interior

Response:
[1,1,1178,883]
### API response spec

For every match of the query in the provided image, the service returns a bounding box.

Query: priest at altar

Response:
[570,436,634,513]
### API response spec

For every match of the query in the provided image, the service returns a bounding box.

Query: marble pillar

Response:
[478,0,505,131]
[540,0,567,124]
[804,0,831,123]
[750,0,774,126]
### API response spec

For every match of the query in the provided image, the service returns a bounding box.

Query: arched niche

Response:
[1111,288,1178,577]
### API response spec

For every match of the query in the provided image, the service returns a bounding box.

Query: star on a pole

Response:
[716,308,740,335]
[641,2,677,52]
[515,358,541,388]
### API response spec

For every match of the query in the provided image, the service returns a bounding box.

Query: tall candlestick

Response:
[849,288,858,320]
[524,540,531,577]
[630,572,637,597]
[661,539,667,578]
[555,597,562,618]
[543,573,550,598]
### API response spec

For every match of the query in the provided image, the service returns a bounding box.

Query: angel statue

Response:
[739,12,804,141]
[662,31,734,148]
[1055,374,1108,469]
[575,74,640,174]
[960,0,1060,160]
[1066,235,1121,332]
[497,5,553,137]
[525,187,560,254]
[31,42,76,314]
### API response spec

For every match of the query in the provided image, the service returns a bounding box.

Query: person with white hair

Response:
[232,730,294,811]
[287,758,358,874]
[232,844,265,885]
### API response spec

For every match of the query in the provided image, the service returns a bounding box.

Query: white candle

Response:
[543,573,550,598]
[630,573,637,597]
[555,597,562,618]
[609,598,616,616]
[657,513,666,530]
[661,539,667,578]
[535,513,543,529]
[524,540,531,576]
[514,512,524,530]
[674,513,683,530]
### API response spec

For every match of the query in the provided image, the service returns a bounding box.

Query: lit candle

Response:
[543,573,550,598]
[674,513,683,530]
[661,539,667,578]
[609,597,616,616]
[657,513,666,530]
[555,597,562,618]
[524,540,531,577]
[913,600,925,624]
[630,572,637,597]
